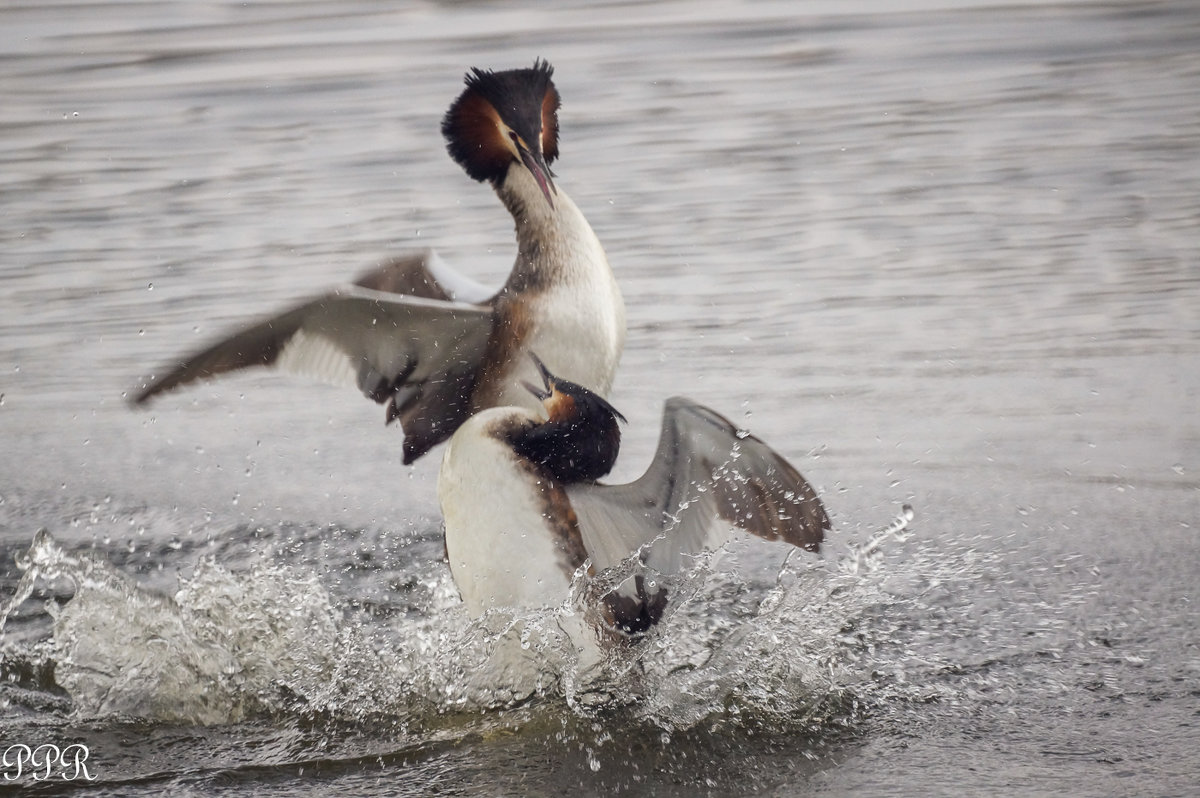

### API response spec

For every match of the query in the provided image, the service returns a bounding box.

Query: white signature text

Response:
[2,744,95,782]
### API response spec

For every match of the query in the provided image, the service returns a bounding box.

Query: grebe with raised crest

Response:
[131,60,624,464]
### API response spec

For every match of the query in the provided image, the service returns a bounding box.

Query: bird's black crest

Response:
[442,59,560,184]
[509,376,624,484]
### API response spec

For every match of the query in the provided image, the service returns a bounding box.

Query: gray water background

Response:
[1,0,1198,795]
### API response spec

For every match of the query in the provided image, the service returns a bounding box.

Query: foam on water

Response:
[2,529,393,724]
[1,507,924,735]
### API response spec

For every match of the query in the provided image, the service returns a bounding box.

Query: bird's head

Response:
[523,352,625,428]
[442,59,560,207]
[515,353,625,483]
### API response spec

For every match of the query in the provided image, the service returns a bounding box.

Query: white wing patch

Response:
[275,328,358,389]
[426,251,495,304]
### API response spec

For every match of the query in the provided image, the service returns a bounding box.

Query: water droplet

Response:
[147,282,154,291]
[1172,464,1185,476]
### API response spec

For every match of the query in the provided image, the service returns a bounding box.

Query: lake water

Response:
[1,1,1197,795]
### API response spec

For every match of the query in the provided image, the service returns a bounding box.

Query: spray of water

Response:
[1,505,925,735]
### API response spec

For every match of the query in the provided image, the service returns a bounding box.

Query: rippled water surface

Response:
[2,1,1198,795]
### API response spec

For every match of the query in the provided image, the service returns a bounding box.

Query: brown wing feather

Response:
[129,304,311,404]
[709,426,828,552]
[353,253,453,300]
[393,366,480,464]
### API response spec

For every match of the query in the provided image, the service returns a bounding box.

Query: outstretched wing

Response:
[568,397,829,575]
[351,250,494,304]
[129,250,496,463]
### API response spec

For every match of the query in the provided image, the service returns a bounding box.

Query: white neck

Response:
[497,165,607,289]
[492,165,626,400]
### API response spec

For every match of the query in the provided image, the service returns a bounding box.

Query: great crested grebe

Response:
[132,60,624,464]
[437,355,829,694]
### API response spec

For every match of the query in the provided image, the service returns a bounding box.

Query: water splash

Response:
[841,503,916,575]
[2,529,400,724]
[1,506,933,733]
[549,504,924,732]
[2,528,626,723]
[1,529,61,634]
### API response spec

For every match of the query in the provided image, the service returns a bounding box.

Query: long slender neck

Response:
[495,164,605,293]
[474,160,625,409]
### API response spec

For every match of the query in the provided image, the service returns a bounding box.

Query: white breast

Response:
[495,280,624,410]
[437,406,615,697]
[437,407,575,616]
[527,260,624,394]
[539,190,626,395]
